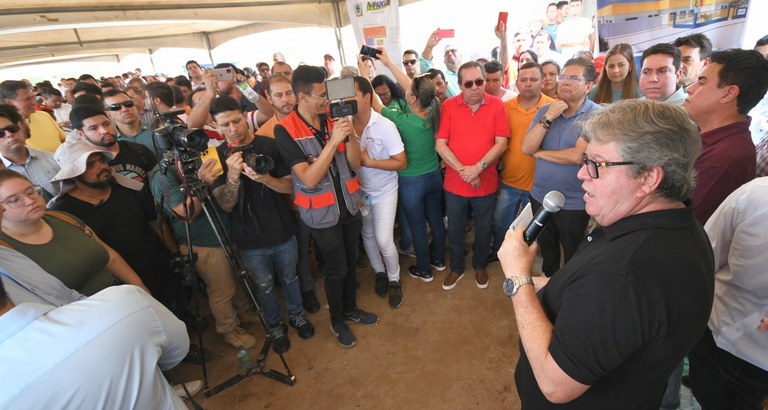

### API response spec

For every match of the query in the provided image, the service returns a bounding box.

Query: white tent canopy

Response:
[0,0,419,69]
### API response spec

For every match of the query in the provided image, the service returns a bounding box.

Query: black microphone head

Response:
[542,191,565,213]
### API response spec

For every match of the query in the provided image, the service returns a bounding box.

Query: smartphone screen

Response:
[437,29,455,39]
[359,45,381,59]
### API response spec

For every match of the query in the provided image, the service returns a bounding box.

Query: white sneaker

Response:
[173,380,203,398]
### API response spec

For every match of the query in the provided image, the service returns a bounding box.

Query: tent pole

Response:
[203,32,216,66]
[331,0,347,67]
[148,48,158,74]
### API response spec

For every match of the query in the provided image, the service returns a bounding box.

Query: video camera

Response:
[153,109,210,181]
[326,77,357,118]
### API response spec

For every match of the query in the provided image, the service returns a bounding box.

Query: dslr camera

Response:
[227,145,275,175]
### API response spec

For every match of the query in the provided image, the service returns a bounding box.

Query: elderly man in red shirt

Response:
[435,61,510,291]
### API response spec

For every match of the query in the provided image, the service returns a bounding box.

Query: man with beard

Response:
[67,105,157,184]
[0,104,60,202]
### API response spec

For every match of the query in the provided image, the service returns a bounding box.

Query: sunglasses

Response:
[0,123,21,136]
[402,59,418,66]
[462,79,485,88]
[106,100,135,111]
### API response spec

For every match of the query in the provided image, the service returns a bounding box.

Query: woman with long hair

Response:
[590,43,641,104]
[363,49,447,287]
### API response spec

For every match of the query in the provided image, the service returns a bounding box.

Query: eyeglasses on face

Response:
[376,91,391,98]
[581,153,635,179]
[0,123,21,137]
[307,93,329,101]
[557,75,585,83]
[0,185,43,209]
[462,79,485,88]
[402,59,418,66]
[106,100,135,111]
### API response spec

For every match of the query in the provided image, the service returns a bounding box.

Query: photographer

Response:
[199,96,314,355]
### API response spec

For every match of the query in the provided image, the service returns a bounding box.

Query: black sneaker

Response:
[430,260,446,271]
[388,281,403,309]
[344,308,379,326]
[269,323,291,354]
[330,321,357,348]
[289,314,315,340]
[374,272,388,298]
[408,265,434,283]
[302,289,321,314]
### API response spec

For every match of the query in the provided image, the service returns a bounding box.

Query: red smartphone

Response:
[497,12,509,30]
[437,29,455,39]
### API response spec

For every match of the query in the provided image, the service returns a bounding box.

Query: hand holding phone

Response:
[437,29,455,39]
[213,67,234,81]
[497,12,509,31]
[360,45,382,59]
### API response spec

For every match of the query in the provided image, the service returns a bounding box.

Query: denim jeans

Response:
[529,196,589,277]
[399,169,446,272]
[396,205,412,251]
[310,210,362,324]
[445,190,496,274]
[240,236,302,326]
[362,189,400,281]
[690,328,768,409]
[492,183,530,253]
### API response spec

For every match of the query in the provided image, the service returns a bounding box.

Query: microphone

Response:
[524,191,565,245]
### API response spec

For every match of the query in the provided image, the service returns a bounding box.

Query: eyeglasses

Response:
[376,91,391,98]
[307,94,328,101]
[462,79,485,88]
[581,153,634,179]
[557,75,585,83]
[0,185,43,209]
[402,59,418,66]
[0,123,21,137]
[105,100,135,111]
[445,49,458,55]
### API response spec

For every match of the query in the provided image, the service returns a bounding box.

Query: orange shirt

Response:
[500,93,554,191]
[257,115,279,138]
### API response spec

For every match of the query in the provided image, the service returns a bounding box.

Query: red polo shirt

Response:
[436,93,510,197]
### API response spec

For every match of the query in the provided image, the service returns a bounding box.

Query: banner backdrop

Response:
[346,0,402,78]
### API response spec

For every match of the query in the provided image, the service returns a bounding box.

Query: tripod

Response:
[162,151,296,399]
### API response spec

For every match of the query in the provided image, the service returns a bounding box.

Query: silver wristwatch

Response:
[503,276,533,296]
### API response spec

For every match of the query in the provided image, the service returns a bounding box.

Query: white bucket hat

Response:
[51,140,114,183]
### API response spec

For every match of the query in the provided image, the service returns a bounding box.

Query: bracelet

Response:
[227,177,241,186]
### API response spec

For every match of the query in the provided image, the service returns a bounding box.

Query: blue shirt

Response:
[530,98,601,210]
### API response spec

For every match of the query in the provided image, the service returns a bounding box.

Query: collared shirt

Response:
[0,147,60,201]
[138,108,155,126]
[0,248,85,307]
[516,203,714,409]
[693,118,755,224]
[501,93,554,191]
[445,69,460,98]
[530,98,601,209]
[115,121,157,157]
[0,285,189,410]
[357,109,404,202]
[436,93,510,197]
[704,177,768,371]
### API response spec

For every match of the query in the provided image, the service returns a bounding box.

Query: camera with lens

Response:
[326,77,358,118]
[153,109,210,179]
[227,145,275,174]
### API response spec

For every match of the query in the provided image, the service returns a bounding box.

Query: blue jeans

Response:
[492,183,530,253]
[240,236,302,326]
[396,204,412,250]
[310,210,362,324]
[445,190,496,273]
[399,169,446,272]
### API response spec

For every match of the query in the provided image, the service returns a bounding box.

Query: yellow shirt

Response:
[500,93,554,191]
[28,111,66,152]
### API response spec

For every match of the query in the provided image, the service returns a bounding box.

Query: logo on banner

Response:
[355,0,364,16]
[367,0,391,11]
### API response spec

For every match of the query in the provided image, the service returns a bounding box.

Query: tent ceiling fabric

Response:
[0,0,376,68]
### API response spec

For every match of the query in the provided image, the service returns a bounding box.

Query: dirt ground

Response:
[174,248,542,410]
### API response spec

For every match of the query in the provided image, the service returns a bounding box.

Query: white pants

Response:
[361,189,401,282]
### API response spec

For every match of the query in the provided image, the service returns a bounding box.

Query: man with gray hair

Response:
[500,99,714,408]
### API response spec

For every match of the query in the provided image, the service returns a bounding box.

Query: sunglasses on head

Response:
[462,79,485,88]
[0,123,21,136]
[402,59,418,66]
[106,100,135,111]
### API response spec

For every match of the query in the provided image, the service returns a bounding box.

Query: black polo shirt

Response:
[515,203,715,409]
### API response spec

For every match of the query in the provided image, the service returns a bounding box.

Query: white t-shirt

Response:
[357,109,404,202]
[557,16,593,59]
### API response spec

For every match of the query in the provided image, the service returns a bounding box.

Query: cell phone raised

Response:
[213,67,234,82]
[200,146,223,177]
[360,45,382,59]
[497,12,508,30]
[437,29,455,39]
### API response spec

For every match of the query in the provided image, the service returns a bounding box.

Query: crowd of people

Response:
[2,0,768,406]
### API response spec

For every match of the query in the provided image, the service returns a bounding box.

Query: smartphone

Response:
[200,146,223,177]
[213,67,234,81]
[437,29,455,39]
[497,12,508,30]
[360,45,381,59]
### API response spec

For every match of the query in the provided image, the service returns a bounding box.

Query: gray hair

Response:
[581,99,701,201]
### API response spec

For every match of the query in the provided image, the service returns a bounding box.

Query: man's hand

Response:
[426,28,441,49]
[495,21,507,41]
[378,47,394,67]
[470,177,482,190]
[458,164,482,183]
[330,116,353,146]
[197,158,222,186]
[498,226,538,279]
[544,99,568,120]
[225,151,244,180]
[242,164,270,184]
[202,70,217,94]
[360,149,372,167]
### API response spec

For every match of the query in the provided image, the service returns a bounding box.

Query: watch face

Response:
[503,277,515,296]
